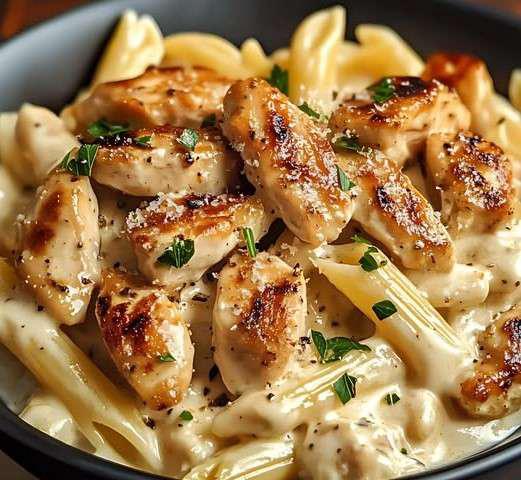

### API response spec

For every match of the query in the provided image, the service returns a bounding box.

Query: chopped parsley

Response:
[298,102,321,119]
[336,165,356,192]
[311,330,370,363]
[333,133,372,155]
[60,144,98,176]
[368,77,395,104]
[400,448,408,455]
[179,410,193,421]
[133,135,152,147]
[157,237,195,268]
[333,373,357,404]
[372,300,397,320]
[177,128,199,151]
[201,113,217,128]
[157,353,175,362]
[385,392,401,405]
[267,65,289,95]
[242,227,257,258]
[87,119,128,138]
[359,246,387,272]
[351,234,372,245]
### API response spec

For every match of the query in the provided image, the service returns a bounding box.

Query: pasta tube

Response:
[288,6,345,106]
[183,436,295,480]
[0,260,161,469]
[312,244,474,395]
[211,346,403,438]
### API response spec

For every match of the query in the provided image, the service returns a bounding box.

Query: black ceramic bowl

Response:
[1,0,521,479]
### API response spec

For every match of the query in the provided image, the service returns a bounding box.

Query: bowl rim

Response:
[1,0,521,478]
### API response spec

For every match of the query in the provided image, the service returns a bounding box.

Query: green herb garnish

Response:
[359,246,387,272]
[179,410,193,421]
[336,165,356,192]
[369,77,395,104]
[351,234,372,245]
[177,128,199,151]
[385,392,401,405]
[333,373,357,404]
[267,65,289,95]
[298,102,321,119]
[60,144,99,176]
[242,227,257,258]
[400,448,408,455]
[372,300,397,320]
[157,237,195,268]
[157,353,175,362]
[133,135,152,147]
[311,330,370,363]
[201,113,217,128]
[87,119,128,138]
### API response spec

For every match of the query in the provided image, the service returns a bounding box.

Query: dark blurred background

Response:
[0,0,520,40]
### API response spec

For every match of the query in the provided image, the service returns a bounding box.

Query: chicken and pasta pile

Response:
[2,6,521,480]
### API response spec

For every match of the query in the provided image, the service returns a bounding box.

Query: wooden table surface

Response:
[1,0,521,40]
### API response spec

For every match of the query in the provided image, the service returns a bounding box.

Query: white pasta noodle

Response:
[0,261,161,470]
[288,6,345,107]
[92,10,164,85]
[509,69,521,111]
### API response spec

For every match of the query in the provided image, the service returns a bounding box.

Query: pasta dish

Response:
[2,6,521,479]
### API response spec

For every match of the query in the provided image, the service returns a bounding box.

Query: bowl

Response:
[1,0,521,479]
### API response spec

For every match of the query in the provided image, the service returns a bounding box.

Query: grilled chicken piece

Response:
[336,149,455,271]
[422,53,493,132]
[127,192,271,287]
[329,77,471,167]
[96,269,194,410]
[92,126,241,197]
[426,132,516,233]
[459,303,521,418]
[9,104,78,187]
[213,251,306,394]
[16,171,100,325]
[70,66,233,134]
[222,78,353,246]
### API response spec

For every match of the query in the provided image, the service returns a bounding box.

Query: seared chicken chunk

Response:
[423,53,493,132]
[213,251,306,394]
[426,132,516,233]
[336,149,455,271]
[127,192,271,287]
[459,303,521,418]
[70,66,233,134]
[93,126,241,196]
[329,77,470,166]
[222,78,353,246]
[96,269,194,410]
[16,171,100,325]
[9,104,78,187]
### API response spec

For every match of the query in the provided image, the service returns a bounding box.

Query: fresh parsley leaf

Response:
[333,373,357,404]
[177,128,199,151]
[267,65,289,95]
[372,300,397,320]
[179,410,193,421]
[311,330,370,363]
[369,77,395,104]
[201,113,217,128]
[336,165,356,192]
[385,392,401,405]
[298,102,320,119]
[311,330,327,359]
[60,144,98,176]
[359,246,387,272]
[334,134,362,151]
[157,353,175,362]
[87,119,128,138]
[157,237,195,268]
[133,135,152,147]
[351,234,372,245]
[242,227,257,258]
